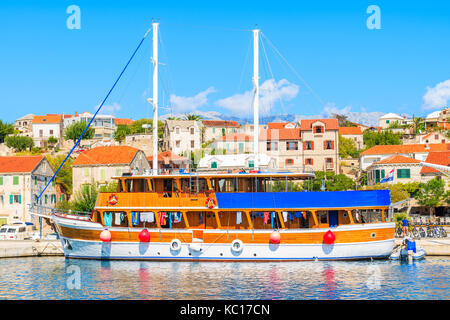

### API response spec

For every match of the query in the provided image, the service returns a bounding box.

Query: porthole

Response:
[371,232,376,239]
[253,253,257,257]
[343,212,348,218]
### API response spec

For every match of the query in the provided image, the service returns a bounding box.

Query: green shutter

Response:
[18,195,21,204]
[375,170,381,183]
[249,160,254,168]
[211,162,217,169]
[34,176,37,185]
[0,176,3,185]
[45,195,48,204]
[381,170,385,180]
[397,169,411,178]
[13,176,19,185]
[9,195,13,204]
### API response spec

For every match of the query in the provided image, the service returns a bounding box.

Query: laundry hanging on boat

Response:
[169,212,173,228]
[103,212,112,227]
[173,212,182,223]
[264,212,270,224]
[198,212,203,224]
[114,212,123,225]
[236,211,242,224]
[294,212,302,219]
[302,211,307,220]
[131,211,139,226]
[282,211,288,222]
[159,212,167,226]
[140,212,154,223]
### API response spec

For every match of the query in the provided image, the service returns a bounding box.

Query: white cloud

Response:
[216,79,299,114]
[422,79,450,110]
[169,87,216,113]
[96,102,121,115]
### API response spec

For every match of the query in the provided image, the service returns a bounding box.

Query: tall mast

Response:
[152,22,159,175]
[252,28,260,170]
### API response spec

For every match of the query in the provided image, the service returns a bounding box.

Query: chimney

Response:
[75,111,78,116]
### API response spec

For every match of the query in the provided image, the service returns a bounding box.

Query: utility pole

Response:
[253,28,260,170]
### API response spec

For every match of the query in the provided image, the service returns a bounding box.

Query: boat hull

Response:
[53,215,395,261]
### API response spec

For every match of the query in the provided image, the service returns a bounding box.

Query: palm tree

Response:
[183,113,202,121]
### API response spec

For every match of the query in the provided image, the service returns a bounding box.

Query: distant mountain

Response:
[160,110,384,126]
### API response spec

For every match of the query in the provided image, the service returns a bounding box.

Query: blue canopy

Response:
[215,190,390,210]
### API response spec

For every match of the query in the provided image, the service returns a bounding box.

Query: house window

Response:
[191,140,195,148]
[39,130,43,137]
[286,141,298,151]
[386,120,390,124]
[375,169,385,184]
[0,195,3,206]
[13,176,19,185]
[0,177,3,185]
[34,176,37,185]
[176,140,180,148]
[285,159,294,166]
[83,168,89,177]
[435,134,439,139]
[326,158,333,164]
[397,169,411,179]
[248,160,254,168]
[238,143,244,153]
[10,194,21,204]
[305,158,313,165]
[222,128,225,136]
[212,128,215,133]
[314,126,323,133]
[211,161,217,169]
[50,130,54,135]
[267,141,278,151]
[190,128,194,135]
[325,141,333,150]
[305,141,313,150]
[175,127,180,134]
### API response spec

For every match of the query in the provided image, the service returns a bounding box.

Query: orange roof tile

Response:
[361,143,450,155]
[72,146,141,166]
[147,151,189,162]
[259,128,301,140]
[339,126,363,135]
[420,151,450,174]
[32,114,62,124]
[373,155,421,165]
[267,122,290,130]
[0,156,44,173]
[202,120,240,128]
[114,118,134,126]
[217,133,252,141]
[300,119,339,131]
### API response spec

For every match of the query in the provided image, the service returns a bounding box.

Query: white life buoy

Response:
[170,239,182,251]
[231,239,243,253]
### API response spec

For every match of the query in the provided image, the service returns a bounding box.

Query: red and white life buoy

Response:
[205,197,216,209]
[108,194,118,206]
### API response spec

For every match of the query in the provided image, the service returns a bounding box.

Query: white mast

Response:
[252,28,260,170]
[152,22,159,175]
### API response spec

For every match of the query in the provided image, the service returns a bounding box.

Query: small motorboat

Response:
[390,238,426,261]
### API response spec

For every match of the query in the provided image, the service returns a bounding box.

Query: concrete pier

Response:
[394,238,450,256]
[0,240,63,258]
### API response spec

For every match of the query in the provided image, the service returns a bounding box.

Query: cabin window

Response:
[319,211,328,224]
[180,178,208,194]
[125,179,149,192]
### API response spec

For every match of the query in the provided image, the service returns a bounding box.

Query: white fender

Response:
[170,239,182,251]
[231,239,244,253]
[189,242,202,252]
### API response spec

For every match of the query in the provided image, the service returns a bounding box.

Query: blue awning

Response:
[215,190,390,210]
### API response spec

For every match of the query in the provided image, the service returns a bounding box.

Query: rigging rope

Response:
[37,26,153,201]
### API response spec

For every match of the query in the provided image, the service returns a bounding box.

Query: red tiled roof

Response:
[72,146,141,166]
[32,114,62,124]
[300,119,339,131]
[339,126,363,135]
[259,128,301,140]
[373,155,420,165]
[217,133,252,141]
[361,143,450,155]
[267,122,291,130]
[114,118,134,126]
[0,156,44,173]
[147,151,188,162]
[202,120,240,128]
[420,151,450,174]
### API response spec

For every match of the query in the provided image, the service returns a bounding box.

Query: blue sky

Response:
[1,0,450,123]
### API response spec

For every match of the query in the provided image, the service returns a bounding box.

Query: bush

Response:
[5,135,34,151]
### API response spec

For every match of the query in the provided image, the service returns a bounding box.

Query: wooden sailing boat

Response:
[45,23,395,261]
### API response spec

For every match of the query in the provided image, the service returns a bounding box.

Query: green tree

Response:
[331,113,357,127]
[302,171,356,191]
[113,124,131,143]
[126,118,164,138]
[338,134,360,158]
[183,113,202,121]
[46,155,74,196]
[363,130,403,149]
[70,181,98,213]
[5,135,34,151]
[64,121,94,144]
[415,178,446,217]
[99,181,118,193]
[0,120,14,143]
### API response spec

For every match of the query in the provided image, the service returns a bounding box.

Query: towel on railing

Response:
[131,211,139,226]
[140,212,154,223]
[282,211,288,222]
[236,211,242,224]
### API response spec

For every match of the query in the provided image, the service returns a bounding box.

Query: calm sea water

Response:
[0,256,448,300]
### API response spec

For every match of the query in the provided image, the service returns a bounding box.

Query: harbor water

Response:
[0,256,448,299]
